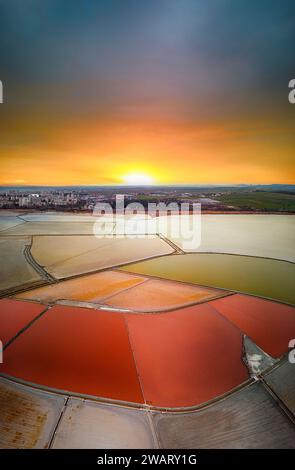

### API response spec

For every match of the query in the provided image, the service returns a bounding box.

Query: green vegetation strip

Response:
[216,191,295,212]
[120,253,295,305]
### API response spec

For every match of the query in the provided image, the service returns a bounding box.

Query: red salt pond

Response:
[0,299,45,346]
[6,297,289,408]
[125,303,249,408]
[0,305,143,404]
[211,294,295,358]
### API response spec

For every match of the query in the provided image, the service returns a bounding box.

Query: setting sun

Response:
[122,172,155,185]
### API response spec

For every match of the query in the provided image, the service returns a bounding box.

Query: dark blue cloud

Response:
[0,0,294,118]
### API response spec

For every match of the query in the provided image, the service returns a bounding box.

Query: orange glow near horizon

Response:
[0,114,294,186]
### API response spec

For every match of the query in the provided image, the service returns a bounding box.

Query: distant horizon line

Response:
[0,183,294,189]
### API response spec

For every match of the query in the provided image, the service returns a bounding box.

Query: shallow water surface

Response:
[121,253,295,304]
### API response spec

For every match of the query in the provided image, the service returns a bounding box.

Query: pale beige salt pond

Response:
[31,235,174,279]
[164,214,295,262]
[0,237,43,293]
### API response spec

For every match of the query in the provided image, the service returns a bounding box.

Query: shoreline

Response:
[0,209,295,216]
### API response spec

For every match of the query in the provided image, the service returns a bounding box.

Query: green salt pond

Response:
[120,253,295,305]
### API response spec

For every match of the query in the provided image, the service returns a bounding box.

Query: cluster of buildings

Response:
[0,188,228,212]
[0,189,142,211]
[0,190,95,210]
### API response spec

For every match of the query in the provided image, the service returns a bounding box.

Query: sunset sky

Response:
[0,0,294,185]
